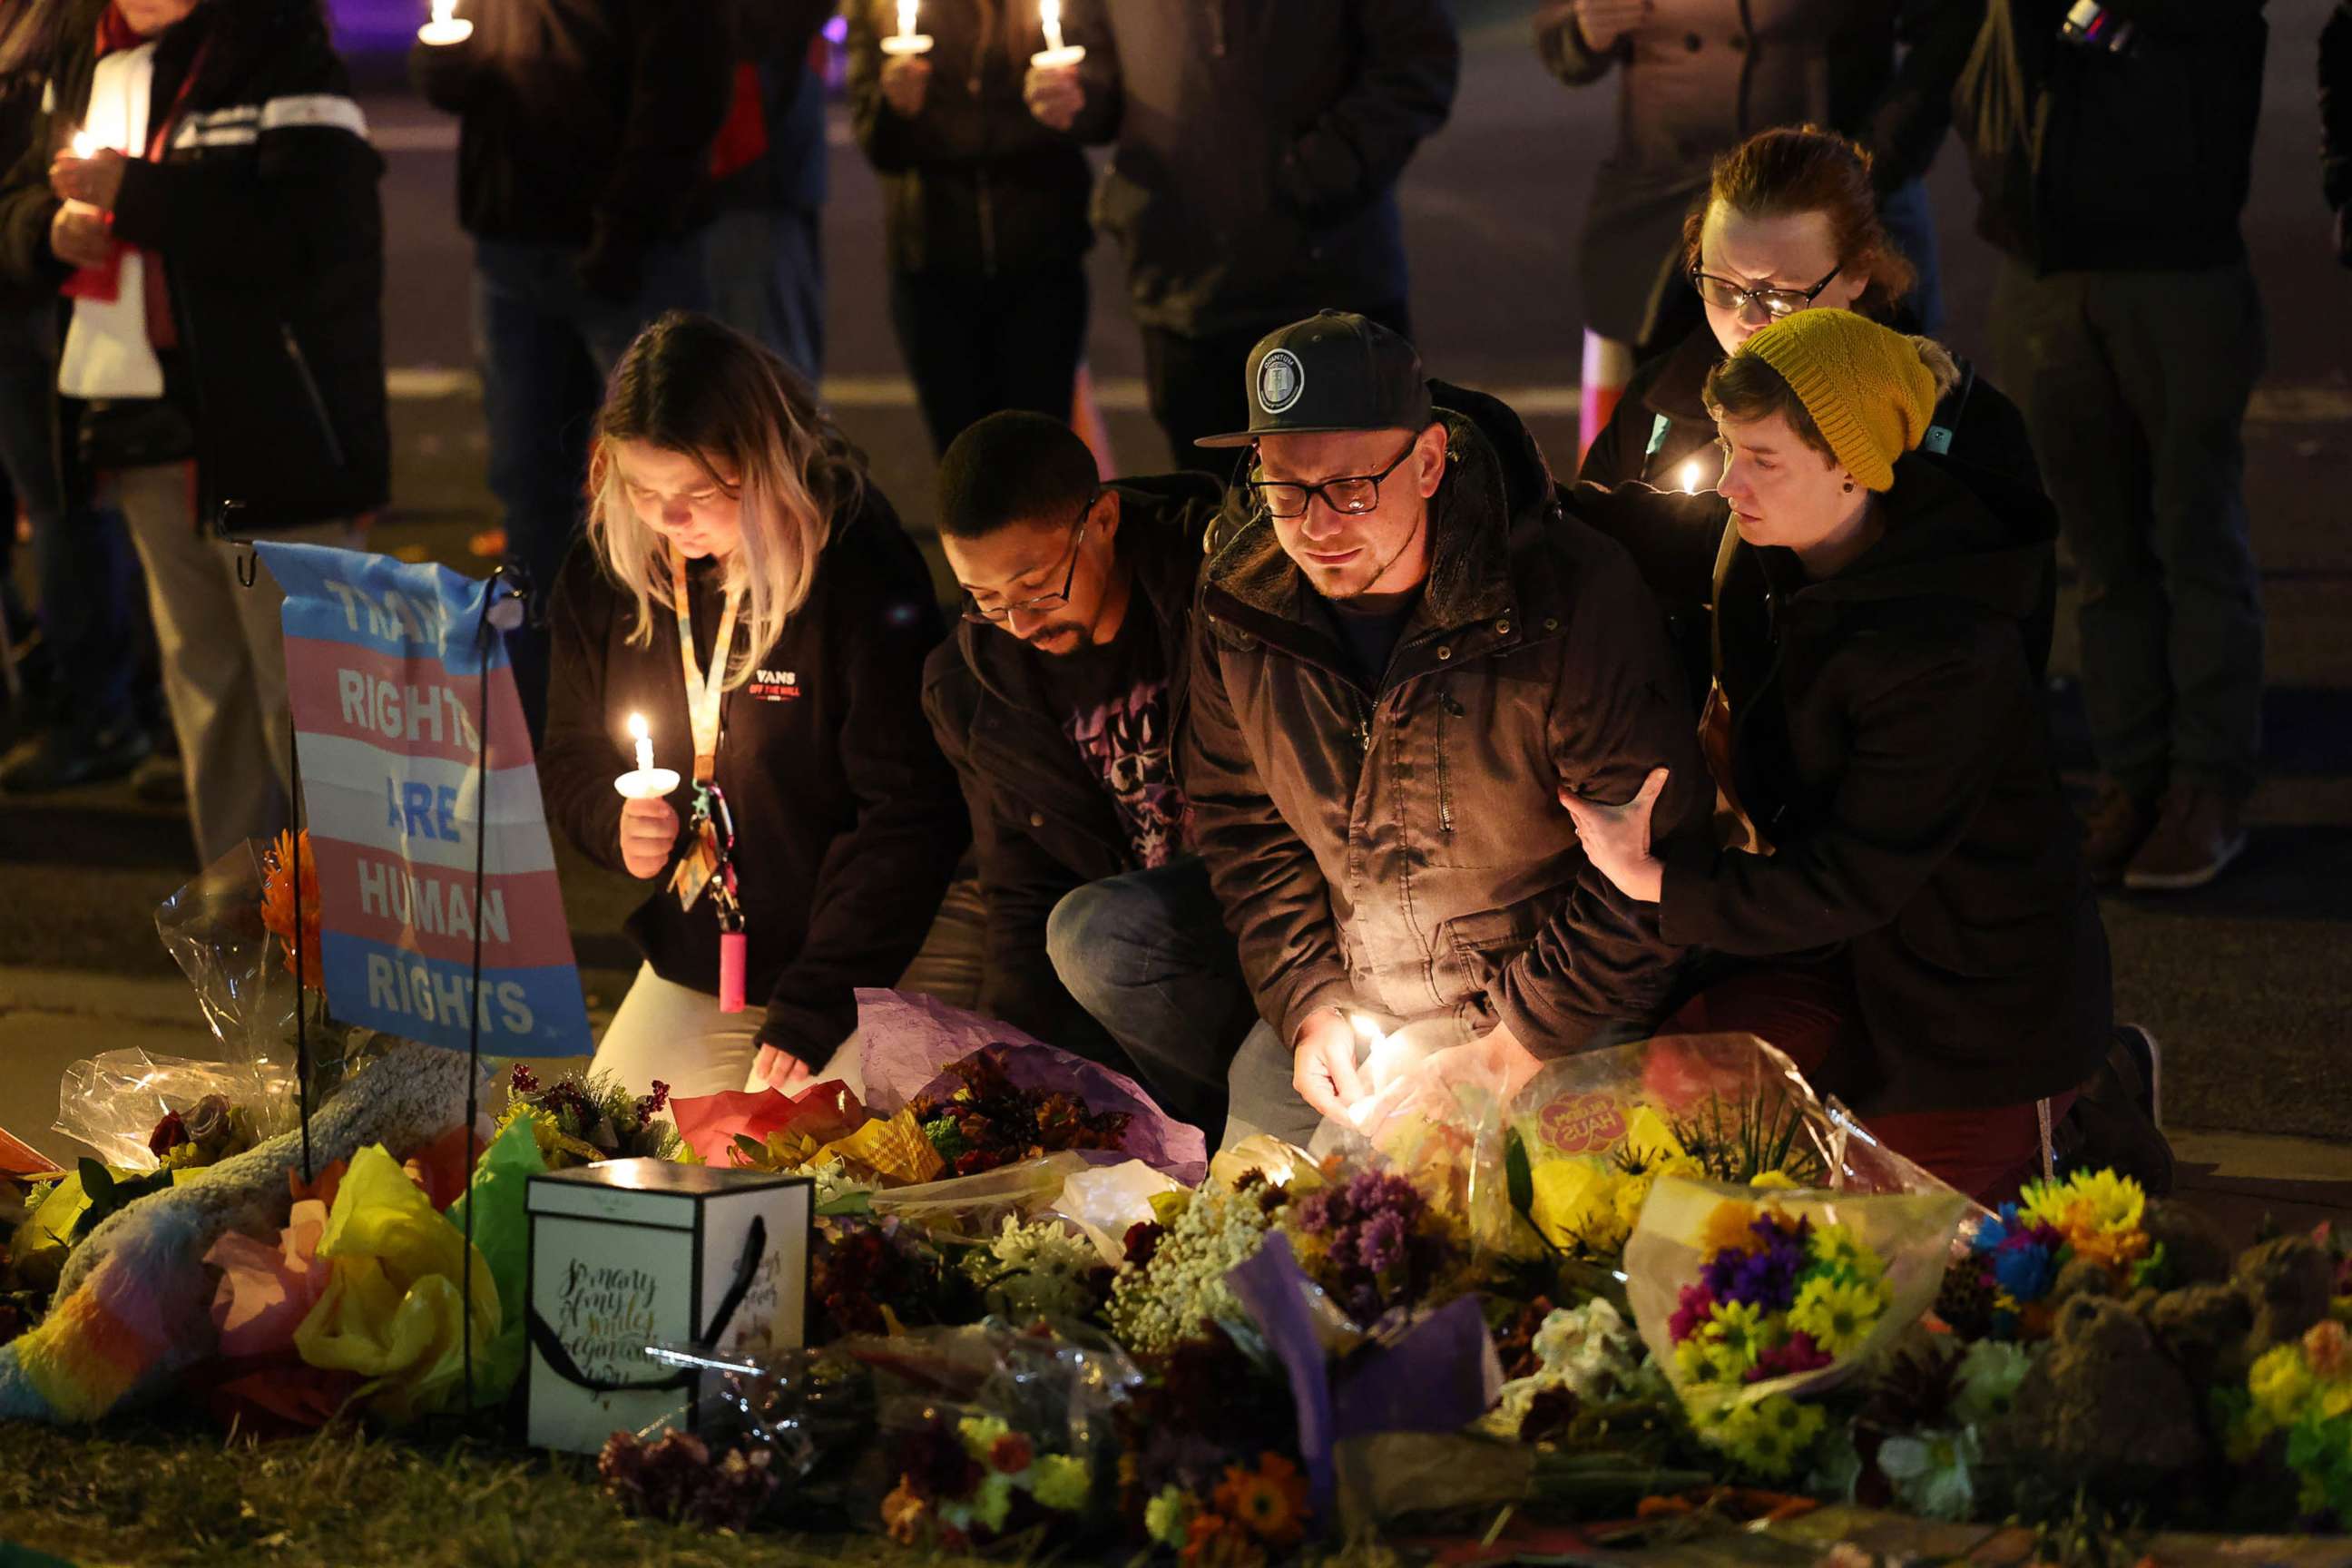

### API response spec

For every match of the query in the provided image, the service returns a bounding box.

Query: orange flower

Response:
[1700,1200,1765,1258]
[880,1478,926,1544]
[1212,1453,1309,1547]
[1181,1511,1265,1568]
[260,829,324,991]
[2305,1318,2351,1380]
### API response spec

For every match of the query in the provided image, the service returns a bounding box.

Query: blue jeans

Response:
[0,302,137,743]
[704,206,824,382]
[472,235,710,736]
[1044,859,1257,1134]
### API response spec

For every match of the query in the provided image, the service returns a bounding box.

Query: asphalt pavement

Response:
[3,4,2348,1166]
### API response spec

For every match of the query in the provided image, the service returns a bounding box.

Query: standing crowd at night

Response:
[0,0,2347,1204]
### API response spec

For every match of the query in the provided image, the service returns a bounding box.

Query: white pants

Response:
[112,462,361,866]
[588,875,988,1107]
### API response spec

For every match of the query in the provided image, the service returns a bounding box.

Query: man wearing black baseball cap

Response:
[1181,311,1712,1144]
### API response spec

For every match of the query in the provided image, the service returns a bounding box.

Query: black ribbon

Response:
[526,1215,768,1396]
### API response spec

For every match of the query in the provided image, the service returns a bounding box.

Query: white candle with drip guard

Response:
[1031,0,1085,68]
[418,0,473,45]
[614,712,680,799]
[882,0,933,55]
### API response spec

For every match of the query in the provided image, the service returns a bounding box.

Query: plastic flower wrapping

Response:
[1623,1177,1968,1461]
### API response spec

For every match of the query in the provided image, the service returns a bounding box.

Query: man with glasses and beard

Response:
[922,412,1251,1132]
[1185,311,1710,1147]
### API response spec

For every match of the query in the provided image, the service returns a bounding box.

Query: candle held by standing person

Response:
[417,0,472,45]
[613,712,681,799]
[882,0,932,56]
[1030,0,1084,68]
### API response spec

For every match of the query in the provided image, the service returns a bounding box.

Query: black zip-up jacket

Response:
[541,491,970,1069]
[1056,0,1459,338]
[1574,456,2112,1116]
[409,0,730,289]
[0,0,388,527]
[921,473,1224,1042]
[2324,0,2352,222]
[1949,0,2267,275]
[1581,323,2053,696]
[1184,382,1710,1053]
[845,0,1093,278]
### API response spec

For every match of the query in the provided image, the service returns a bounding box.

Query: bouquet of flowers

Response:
[1109,1174,1293,1356]
[1623,1176,1969,1478]
[495,1064,679,1170]
[912,1048,1133,1178]
[810,1212,981,1341]
[879,1411,1097,1550]
[1944,1169,2165,1341]
[960,1215,1112,1324]
[1282,1166,1472,1327]
[147,1094,261,1171]
[1138,1452,1312,1567]
[1504,1037,1940,1269]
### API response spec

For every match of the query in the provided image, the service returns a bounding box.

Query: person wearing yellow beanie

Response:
[1554,316,2165,1202]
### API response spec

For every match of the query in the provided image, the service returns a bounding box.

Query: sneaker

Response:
[2081,779,2155,887]
[2122,783,2247,892]
[2053,1029,2174,1196]
[131,749,187,805]
[0,723,151,793]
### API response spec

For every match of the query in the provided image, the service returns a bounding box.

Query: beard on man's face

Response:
[1020,619,1091,654]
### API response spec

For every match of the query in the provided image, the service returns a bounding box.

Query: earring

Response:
[1842,480,1855,494]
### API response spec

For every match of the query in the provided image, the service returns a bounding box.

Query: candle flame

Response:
[626,712,648,741]
[896,0,917,37]
[1040,0,1063,51]
[70,130,97,159]
[430,0,456,22]
[1678,458,1705,495]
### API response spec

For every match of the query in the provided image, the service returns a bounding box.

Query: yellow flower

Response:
[1031,1453,1091,1513]
[1701,1298,1768,1369]
[2249,1344,2315,1427]
[1749,1170,1799,1191]
[1699,1200,1764,1259]
[1788,1275,1884,1357]
[2020,1169,2143,1237]
[1621,1107,1688,1168]
[1531,1159,1630,1255]
[1675,1337,1733,1387]
[1612,1171,1659,1230]
[1808,1222,1882,1280]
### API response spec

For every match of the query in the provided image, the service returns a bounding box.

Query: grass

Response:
[0,1418,956,1568]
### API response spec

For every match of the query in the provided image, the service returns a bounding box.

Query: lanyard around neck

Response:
[669,544,740,785]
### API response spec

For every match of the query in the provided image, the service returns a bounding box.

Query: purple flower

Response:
[1358,1210,1407,1273]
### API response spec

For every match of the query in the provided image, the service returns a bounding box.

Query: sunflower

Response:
[1212,1453,1308,1546]
[259,828,323,990]
[1788,1275,1885,1357]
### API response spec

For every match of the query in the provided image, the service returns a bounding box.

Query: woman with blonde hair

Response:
[1563,309,2158,1202]
[540,311,967,1099]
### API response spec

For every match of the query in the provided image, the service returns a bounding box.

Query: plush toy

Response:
[0,1042,477,1422]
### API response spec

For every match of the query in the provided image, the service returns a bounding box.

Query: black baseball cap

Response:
[1195,309,1434,448]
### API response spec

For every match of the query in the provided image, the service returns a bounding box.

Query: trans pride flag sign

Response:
[258,542,592,1055]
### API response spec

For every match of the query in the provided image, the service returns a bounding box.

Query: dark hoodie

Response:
[921,472,1226,1043]
[1183,382,1710,1053]
[1577,454,2110,1116]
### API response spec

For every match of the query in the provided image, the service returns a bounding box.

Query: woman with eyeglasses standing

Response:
[538,312,968,1103]
[1583,128,2040,505]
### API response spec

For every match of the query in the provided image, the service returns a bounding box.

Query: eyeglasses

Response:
[1689,264,1844,318]
[959,494,1097,624]
[1247,439,1418,520]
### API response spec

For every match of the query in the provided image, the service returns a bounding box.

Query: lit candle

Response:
[881,0,933,55]
[418,0,473,46]
[1678,457,1705,495]
[69,130,98,159]
[1031,0,1085,68]
[613,712,680,799]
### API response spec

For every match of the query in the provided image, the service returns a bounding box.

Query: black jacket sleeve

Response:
[1658,620,2029,955]
[1862,0,1987,193]
[1492,531,1708,1050]
[1273,0,1460,225]
[1181,607,1355,1048]
[1563,481,1730,611]
[584,0,732,291]
[110,63,384,293]
[1048,0,1124,147]
[538,550,639,878]
[759,535,971,1065]
[918,653,1087,1037]
[0,83,65,294]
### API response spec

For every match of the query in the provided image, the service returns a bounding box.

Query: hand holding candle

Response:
[1031,0,1085,68]
[418,0,473,46]
[881,0,932,56]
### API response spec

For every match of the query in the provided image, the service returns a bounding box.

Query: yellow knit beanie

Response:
[1737,309,1939,492]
